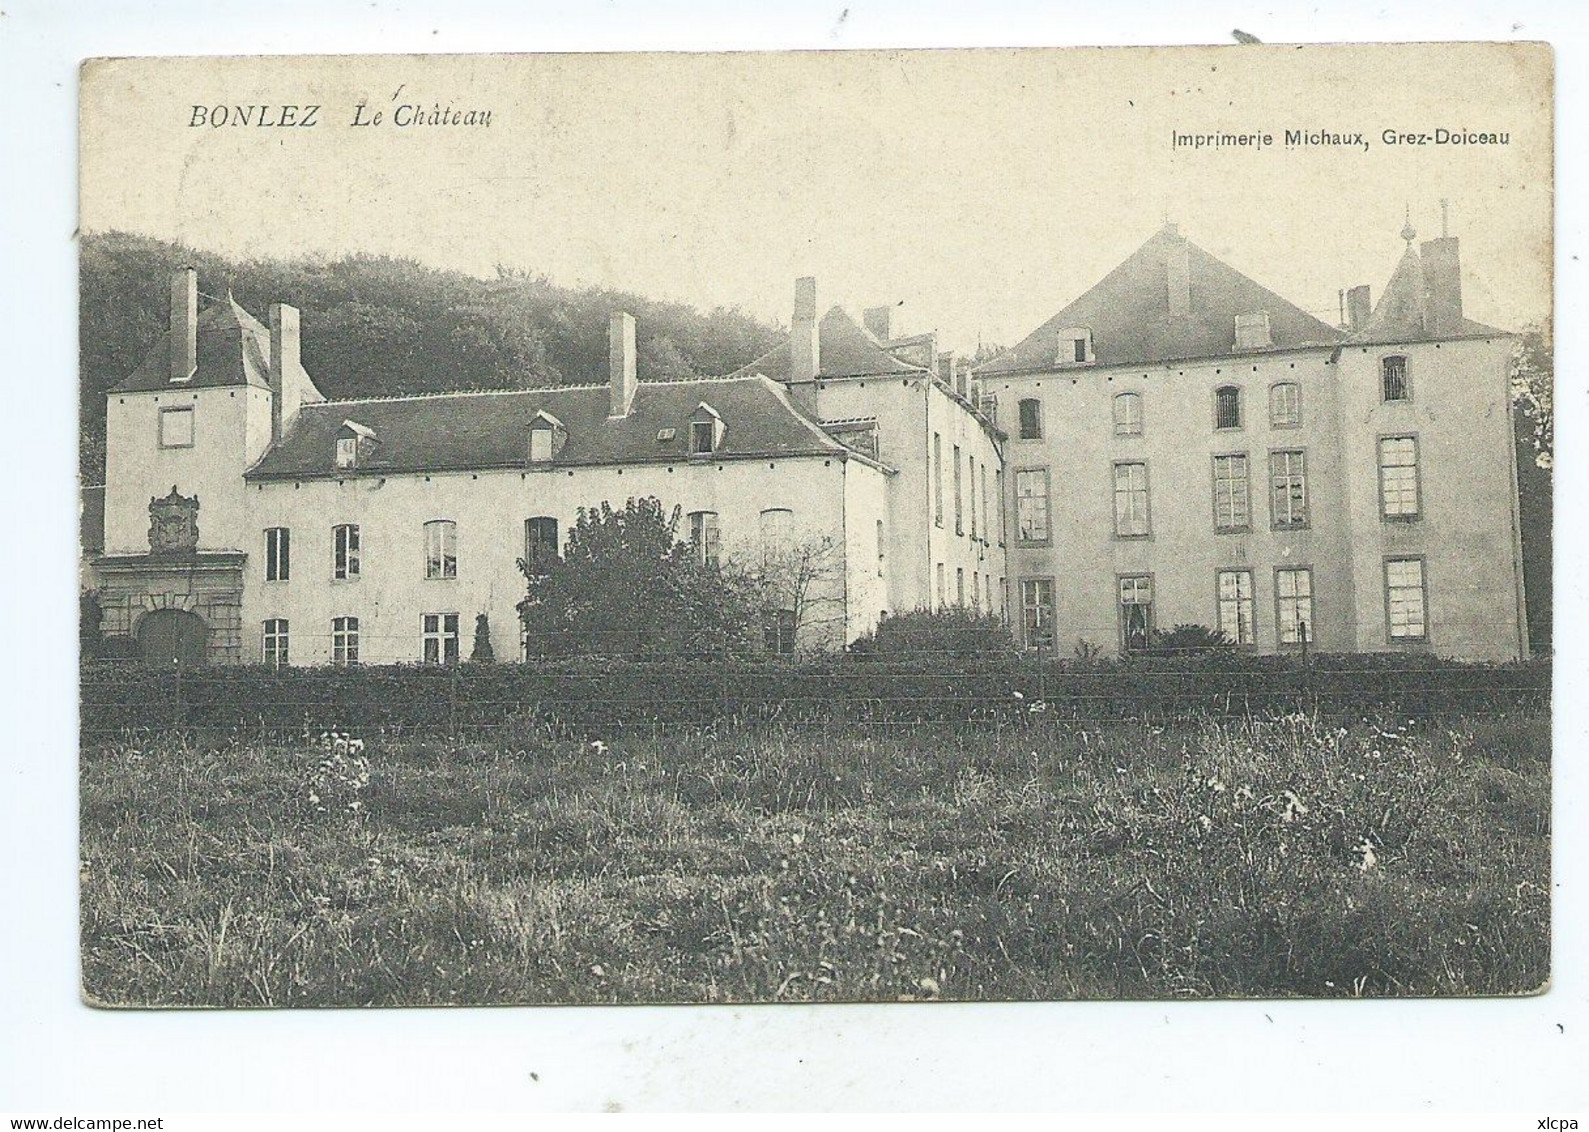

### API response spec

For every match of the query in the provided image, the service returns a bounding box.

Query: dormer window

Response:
[690,403,726,455]
[1057,327,1094,366]
[335,420,377,470]
[527,410,567,465]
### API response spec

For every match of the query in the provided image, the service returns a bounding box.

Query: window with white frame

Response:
[1269,450,1309,529]
[690,405,725,455]
[1113,461,1149,538]
[265,527,290,582]
[759,507,793,563]
[1214,385,1242,430]
[333,523,360,580]
[1021,578,1054,650]
[424,520,457,579]
[262,618,289,667]
[1270,382,1302,428]
[528,425,556,463]
[1276,567,1314,645]
[335,436,358,469]
[422,612,460,664]
[996,469,1006,546]
[1113,392,1143,437]
[1382,355,1410,402]
[1216,569,1256,645]
[159,406,195,449]
[979,463,990,543]
[1015,468,1051,544]
[1119,575,1153,653]
[1213,454,1251,531]
[1379,436,1421,519]
[936,562,946,609]
[968,454,977,539]
[1385,558,1428,641]
[332,616,359,666]
[688,510,720,568]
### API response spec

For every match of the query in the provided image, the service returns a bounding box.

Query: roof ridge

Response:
[317,373,771,408]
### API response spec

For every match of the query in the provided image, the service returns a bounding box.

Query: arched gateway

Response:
[136,608,208,667]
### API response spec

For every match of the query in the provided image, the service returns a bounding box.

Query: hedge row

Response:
[79,653,1552,741]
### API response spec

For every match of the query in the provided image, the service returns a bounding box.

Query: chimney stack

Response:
[608,312,638,418]
[170,267,197,383]
[270,303,324,441]
[1346,285,1372,331]
[791,277,820,386]
[1165,232,1191,318]
[1420,237,1463,337]
[863,304,894,342]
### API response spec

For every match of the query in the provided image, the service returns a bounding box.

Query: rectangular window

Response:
[1270,383,1302,428]
[1379,436,1421,519]
[936,562,946,609]
[996,469,1006,546]
[528,427,555,463]
[332,616,359,666]
[1385,557,1428,642]
[689,510,720,568]
[336,435,358,469]
[1021,578,1054,650]
[690,419,716,455]
[424,520,457,579]
[262,618,289,667]
[159,406,195,448]
[1018,398,1043,440]
[761,608,797,655]
[956,567,965,606]
[264,527,290,582]
[1276,567,1314,645]
[1015,468,1051,544]
[1214,387,1242,430]
[525,516,559,572]
[1382,355,1410,402]
[1269,450,1309,529]
[875,519,885,576]
[422,612,460,664]
[1216,569,1256,645]
[932,433,944,526]
[968,454,977,539]
[1212,454,1251,531]
[1113,392,1143,437]
[1113,461,1150,538]
[980,463,990,543]
[333,523,360,580]
[953,444,963,534]
[1119,575,1153,653]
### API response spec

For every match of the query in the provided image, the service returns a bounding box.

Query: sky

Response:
[80,44,1552,354]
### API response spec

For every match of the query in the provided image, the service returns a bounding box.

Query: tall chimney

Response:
[791,277,819,385]
[863,304,893,342]
[1165,232,1191,318]
[608,311,638,418]
[1420,237,1463,337]
[1346,285,1372,330]
[170,267,197,383]
[270,303,324,442]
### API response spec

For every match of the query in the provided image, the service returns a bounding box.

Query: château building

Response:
[85,214,1528,664]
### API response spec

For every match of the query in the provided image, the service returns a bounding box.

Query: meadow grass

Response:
[79,711,1550,1006]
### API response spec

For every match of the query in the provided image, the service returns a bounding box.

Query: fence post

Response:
[172,657,185,733]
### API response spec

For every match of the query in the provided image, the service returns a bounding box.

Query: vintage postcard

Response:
[78,43,1552,1007]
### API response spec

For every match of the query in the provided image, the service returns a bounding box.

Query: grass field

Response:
[80,711,1550,1006]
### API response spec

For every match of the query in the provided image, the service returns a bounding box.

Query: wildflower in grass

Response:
[1281,790,1308,823]
[1357,838,1378,871]
[591,740,609,757]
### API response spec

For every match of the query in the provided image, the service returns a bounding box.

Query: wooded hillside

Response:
[79,231,782,483]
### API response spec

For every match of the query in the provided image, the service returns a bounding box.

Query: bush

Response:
[1148,624,1234,656]
[847,608,1018,659]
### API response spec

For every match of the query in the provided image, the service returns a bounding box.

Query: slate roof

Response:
[1346,243,1506,347]
[246,374,858,480]
[727,306,925,381]
[974,227,1344,375]
[111,295,275,393]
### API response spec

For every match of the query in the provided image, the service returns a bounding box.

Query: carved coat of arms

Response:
[148,486,199,555]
